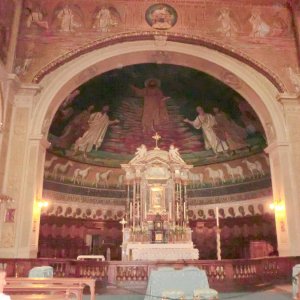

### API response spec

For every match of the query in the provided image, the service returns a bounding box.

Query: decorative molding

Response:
[40,198,125,221]
[189,187,272,205]
[264,140,289,154]
[189,196,273,220]
[29,135,50,148]
[42,188,125,205]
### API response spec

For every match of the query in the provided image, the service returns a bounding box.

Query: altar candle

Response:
[216,206,219,227]
[176,203,179,219]
[130,202,132,220]
[137,202,140,219]
[179,183,182,200]
[183,202,186,220]
[169,202,172,220]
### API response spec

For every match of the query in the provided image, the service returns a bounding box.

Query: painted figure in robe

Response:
[217,8,238,37]
[184,106,228,154]
[26,7,49,30]
[212,107,248,152]
[93,8,117,32]
[249,8,270,37]
[74,105,119,153]
[57,5,81,32]
[131,78,170,133]
[55,105,94,149]
[168,145,185,163]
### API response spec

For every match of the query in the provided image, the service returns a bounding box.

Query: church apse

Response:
[47,64,267,169]
[40,63,275,260]
[44,64,270,189]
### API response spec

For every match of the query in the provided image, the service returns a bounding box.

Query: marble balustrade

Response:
[0,257,298,292]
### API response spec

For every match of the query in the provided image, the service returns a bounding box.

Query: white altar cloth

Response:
[126,243,199,261]
[77,255,105,261]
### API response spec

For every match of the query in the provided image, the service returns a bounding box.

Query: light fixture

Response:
[269,199,285,212]
[38,201,49,208]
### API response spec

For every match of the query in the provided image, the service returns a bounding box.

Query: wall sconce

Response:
[269,199,285,212]
[38,201,49,209]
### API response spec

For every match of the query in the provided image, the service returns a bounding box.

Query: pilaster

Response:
[0,83,46,258]
[265,92,300,256]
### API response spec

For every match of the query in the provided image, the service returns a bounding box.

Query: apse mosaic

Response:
[0,0,15,63]
[16,0,298,94]
[48,63,266,168]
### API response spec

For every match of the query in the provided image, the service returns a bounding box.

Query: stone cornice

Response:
[277,92,300,101]
[29,135,51,149]
[264,140,290,154]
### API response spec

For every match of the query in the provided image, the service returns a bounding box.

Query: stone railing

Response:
[0,257,298,292]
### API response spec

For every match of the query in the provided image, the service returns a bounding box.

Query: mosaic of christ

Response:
[48,64,266,167]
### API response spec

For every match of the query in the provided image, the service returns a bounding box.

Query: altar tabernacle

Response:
[121,134,199,261]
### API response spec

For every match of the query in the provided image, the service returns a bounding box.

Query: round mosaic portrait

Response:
[145,4,177,30]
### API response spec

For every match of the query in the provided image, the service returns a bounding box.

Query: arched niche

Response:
[32,40,285,144]
[7,36,299,258]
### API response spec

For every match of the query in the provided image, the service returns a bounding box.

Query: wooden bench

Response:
[5,284,83,299]
[11,297,58,300]
[6,277,96,300]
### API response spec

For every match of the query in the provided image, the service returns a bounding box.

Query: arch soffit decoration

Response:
[31,33,287,145]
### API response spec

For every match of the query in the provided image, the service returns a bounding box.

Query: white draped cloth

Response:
[74,112,110,152]
[192,114,228,153]
[145,267,218,300]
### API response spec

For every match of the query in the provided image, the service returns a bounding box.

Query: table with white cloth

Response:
[28,266,53,278]
[293,264,300,299]
[144,266,218,300]
[77,255,105,261]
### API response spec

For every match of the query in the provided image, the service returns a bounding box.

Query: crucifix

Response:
[119,218,127,231]
[152,132,161,150]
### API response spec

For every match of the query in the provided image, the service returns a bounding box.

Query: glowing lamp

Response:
[38,201,49,208]
[269,200,285,212]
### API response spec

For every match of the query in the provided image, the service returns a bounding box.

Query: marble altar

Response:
[121,137,197,261]
[126,242,199,261]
